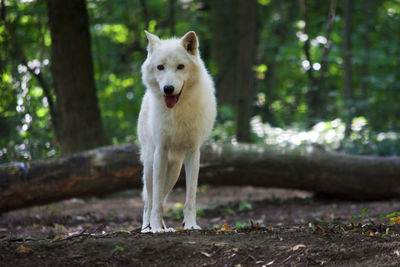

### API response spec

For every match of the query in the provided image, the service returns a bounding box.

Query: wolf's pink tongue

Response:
[164,95,178,108]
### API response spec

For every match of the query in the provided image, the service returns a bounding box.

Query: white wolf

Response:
[138,31,217,233]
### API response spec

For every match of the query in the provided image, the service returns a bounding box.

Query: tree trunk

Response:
[211,0,256,142]
[319,0,337,77]
[261,0,289,127]
[46,0,108,155]
[139,0,149,30]
[1,144,400,212]
[210,0,238,106]
[235,0,257,142]
[168,0,175,36]
[299,0,320,125]
[343,0,354,138]
[360,0,371,100]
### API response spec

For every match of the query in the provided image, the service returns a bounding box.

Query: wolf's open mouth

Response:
[164,82,184,109]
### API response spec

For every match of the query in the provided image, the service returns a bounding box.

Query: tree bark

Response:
[139,0,149,30]
[235,0,257,142]
[210,0,238,106]
[168,0,176,36]
[319,0,337,77]
[1,143,400,212]
[46,0,108,155]
[343,0,354,138]
[360,0,371,100]
[299,0,320,124]
[211,0,257,142]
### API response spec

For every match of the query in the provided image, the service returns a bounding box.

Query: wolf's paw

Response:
[183,224,201,230]
[141,224,151,233]
[150,227,165,233]
[150,226,175,233]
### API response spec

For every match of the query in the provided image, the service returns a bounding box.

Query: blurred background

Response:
[1,0,400,163]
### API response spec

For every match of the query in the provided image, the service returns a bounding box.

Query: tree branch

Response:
[320,0,337,76]
[1,144,400,212]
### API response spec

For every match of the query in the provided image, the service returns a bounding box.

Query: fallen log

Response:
[1,143,400,212]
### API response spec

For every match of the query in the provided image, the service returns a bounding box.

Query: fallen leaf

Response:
[54,224,66,231]
[16,244,32,254]
[315,225,325,233]
[365,231,374,237]
[113,230,131,235]
[291,243,306,251]
[390,216,400,224]
[214,242,227,247]
[201,251,212,258]
[265,260,275,265]
[394,250,400,257]
[219,223,234,232]
[58,234,68,240]
[250,219,259,229]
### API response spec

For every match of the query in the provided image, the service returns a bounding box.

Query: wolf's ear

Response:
[145,30,161,53]
[181,31,198,56]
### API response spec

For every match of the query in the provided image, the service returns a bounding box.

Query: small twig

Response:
[280,255,292,264]
[131,227,143,234]
[248,254,257,263]
[320,0,337,75]
[91,223,107,234]
[46,223,107,250]
[210,246,224,257]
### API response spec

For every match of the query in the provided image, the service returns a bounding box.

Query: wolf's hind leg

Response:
[163,159,184,203]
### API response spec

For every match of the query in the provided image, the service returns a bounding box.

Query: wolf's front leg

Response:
[141,157,153,233]
[150,147,168,233]
[183,149,201,230]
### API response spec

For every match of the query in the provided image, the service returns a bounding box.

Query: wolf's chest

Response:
[158,110,205,149]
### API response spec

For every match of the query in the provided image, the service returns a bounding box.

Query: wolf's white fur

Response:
[138,31,216,233]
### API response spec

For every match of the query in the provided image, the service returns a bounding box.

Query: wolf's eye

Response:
[157,65,164,71]
[177,64,184,70]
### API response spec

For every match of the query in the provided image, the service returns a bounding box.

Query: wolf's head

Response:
[141,31,200,109]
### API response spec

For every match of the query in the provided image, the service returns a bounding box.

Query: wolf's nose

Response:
[163,85,174,95]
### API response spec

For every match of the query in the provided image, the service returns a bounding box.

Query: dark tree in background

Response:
[235,0,257,142]
[46,0,108,154]
[343,0,354,138]
[211,0,257,142]
[210,0,238,107]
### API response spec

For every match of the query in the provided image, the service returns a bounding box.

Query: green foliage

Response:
[235,221,248,229]
[203,200,254,217]
[165,202,184,220]
[0,0,399,162]
[379,211,400,226]
[350,208,368,222]
[111,245,125,256]
[238,200,253,212]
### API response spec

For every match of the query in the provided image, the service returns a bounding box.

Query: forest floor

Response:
[1,186,400,266]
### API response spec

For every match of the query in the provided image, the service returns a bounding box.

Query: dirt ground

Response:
[1,186,400,266]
